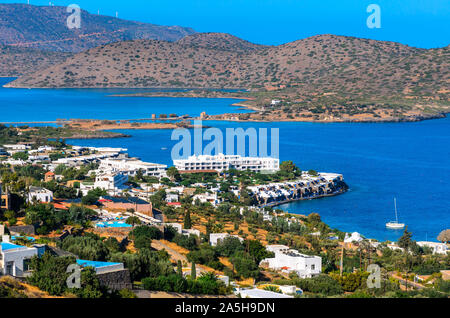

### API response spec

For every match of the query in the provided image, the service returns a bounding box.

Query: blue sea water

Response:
[1,78,449,242]
[0,78,249,122]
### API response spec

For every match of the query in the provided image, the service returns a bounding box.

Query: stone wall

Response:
[8,225,35,235]
[97,269,132,291]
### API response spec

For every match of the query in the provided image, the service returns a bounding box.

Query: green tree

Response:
[184,210,192,229]
[12,151,28,161]
[398,227,414,250]
[177,260,183,277]
[126,216,141,226]
[191,262,197,280]
[167,167,181,182]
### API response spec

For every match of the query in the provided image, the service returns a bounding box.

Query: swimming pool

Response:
[95,221,132,228]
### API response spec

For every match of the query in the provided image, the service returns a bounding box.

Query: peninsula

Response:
[7,33,447,123]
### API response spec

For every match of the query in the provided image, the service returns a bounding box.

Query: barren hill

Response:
[6,33,449,122]
[0,3,195,53]
[177,32,267,53]
[0,45,72,76]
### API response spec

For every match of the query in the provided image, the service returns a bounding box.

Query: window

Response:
[311,264,315,270]
[23,259,32,272]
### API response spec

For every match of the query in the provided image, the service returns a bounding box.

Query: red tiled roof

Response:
[53,203,68,210]
[167,202,181,206]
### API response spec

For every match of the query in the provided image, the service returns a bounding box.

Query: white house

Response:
[344,232,363,243]
[163,223,200,237]
[166,193,179,203]
[182,228,201,237]
[192,192,222,207]
[417,241,448,255]
[27,186,53,203]
[164,223,183,234]
[1,238,38,277]
[387,243,404,252]
[209,233,244,246]
[262,245,322,278]
[94,172,128,192]
[236,288,293,298]
[271,100,282,106]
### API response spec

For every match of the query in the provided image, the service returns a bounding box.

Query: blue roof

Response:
[1,242,27,251]
[102,196,149,205]
[11,236,36,242]
[76,259,122,269]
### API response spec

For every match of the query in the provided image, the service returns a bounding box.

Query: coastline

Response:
[105,92,449,124]
[2,81,448,124]
[260,189,348,208]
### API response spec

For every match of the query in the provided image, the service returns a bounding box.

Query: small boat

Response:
[386,198,405,229]
[161,147,168,150]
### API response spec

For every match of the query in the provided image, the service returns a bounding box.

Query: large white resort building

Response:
[99,158,167,178]
[173,154,280,173]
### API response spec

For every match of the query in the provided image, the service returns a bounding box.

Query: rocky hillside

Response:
[8,33,448,94]
[0,3,195,53]
[6,33,449,121]
[0,45,72,76]
[177,32,267,53]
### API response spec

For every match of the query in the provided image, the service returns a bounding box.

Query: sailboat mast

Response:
[394,198,398,223]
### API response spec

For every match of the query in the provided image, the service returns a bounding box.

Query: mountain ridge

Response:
[0,3,195,52]
[5,32,449,122]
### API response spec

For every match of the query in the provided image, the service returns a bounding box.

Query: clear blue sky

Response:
[3,0,449,48]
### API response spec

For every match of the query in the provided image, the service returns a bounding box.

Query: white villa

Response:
[164,223,201,237]
[261,245,322,278]
[192,192,222,207]
[1,237,38,277]
[417,241,448,255]
[27,186,53,203]
[173,154,280,173]
[344,232,364,243]
[209,233,244,246]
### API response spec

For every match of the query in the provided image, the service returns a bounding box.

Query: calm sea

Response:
[1,78,449,242]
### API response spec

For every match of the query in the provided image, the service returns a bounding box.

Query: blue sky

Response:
[3,0,449,48]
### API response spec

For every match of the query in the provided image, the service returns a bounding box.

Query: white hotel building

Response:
[173,154,279,173]
[99,158,167,178]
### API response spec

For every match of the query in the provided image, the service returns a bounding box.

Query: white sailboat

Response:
[386,198,405,229]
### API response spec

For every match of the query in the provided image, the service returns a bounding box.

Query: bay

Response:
[1,77,449,242]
